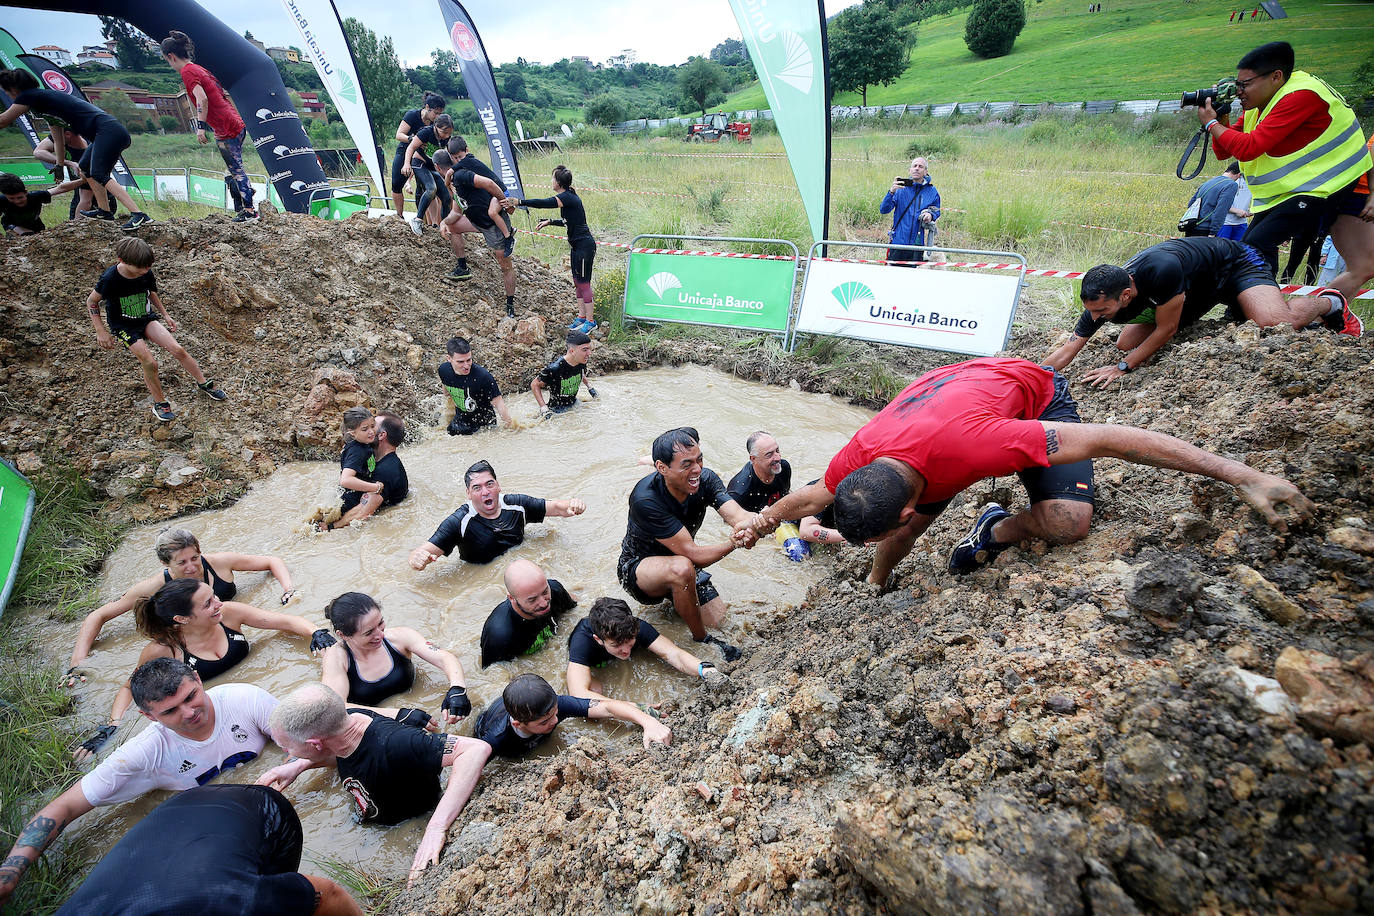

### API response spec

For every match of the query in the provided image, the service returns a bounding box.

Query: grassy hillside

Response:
[721,0,1374,109]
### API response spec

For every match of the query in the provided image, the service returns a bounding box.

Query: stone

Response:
[513,315,547,346]
[1126,558,1201,629]
[1045,695,1077,715]
[1224,666,1296,716]
[1327,526,1374,556]
[1273,647,1374,744]
[1231,564,1303,624]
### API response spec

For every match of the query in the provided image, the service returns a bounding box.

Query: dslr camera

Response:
[895,176,915,188]
[1180,77,1239,117]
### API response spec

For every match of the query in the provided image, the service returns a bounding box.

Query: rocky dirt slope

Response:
[3,214,1371,913]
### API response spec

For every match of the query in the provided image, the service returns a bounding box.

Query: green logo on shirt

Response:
[118,292,150,319]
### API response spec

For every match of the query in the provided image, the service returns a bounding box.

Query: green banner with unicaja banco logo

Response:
[624,249,796,332]
[726,0,831,244]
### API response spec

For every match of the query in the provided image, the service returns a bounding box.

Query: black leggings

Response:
[83,116,130,185]
[412,161,451,220]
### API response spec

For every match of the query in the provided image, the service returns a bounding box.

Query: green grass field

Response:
[721,0,1374,109]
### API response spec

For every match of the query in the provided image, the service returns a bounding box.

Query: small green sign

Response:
[4,162,52,186]
[624,251,794,332]
[187,173,226,208]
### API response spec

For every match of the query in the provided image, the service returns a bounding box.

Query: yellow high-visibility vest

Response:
[1241,70,1371,213]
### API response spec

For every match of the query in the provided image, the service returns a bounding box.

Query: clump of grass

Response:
[688,185,730,222]
[1023,118,1063,144]
[905,134,962,160]
[566,126,612,149]
[734,202,809,255]
[313,856,403,916]
[960,190,1055,251]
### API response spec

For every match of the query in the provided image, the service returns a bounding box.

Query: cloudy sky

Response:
[4,1,860,69]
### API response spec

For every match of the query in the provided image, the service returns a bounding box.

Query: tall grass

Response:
[959,190,1057,252]
[313,856,402,916]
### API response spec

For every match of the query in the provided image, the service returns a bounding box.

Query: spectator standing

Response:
[1182,163,1242,236]
[1219,169,1252,240]
[881,157,940,264]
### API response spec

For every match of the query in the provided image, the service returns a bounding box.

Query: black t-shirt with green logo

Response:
[95,264,157,328]
[437,362,501,427]
[536,356,585,410]
[478,578,576,667]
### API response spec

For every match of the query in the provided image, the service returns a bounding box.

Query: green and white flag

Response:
[727,0,831,243]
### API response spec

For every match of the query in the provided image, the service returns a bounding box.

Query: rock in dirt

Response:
[1274,647,1374,743]
[1231,564,1304,624]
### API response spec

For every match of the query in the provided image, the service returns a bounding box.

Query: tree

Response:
[341,17,418,147]
[95,89,141,128]
[501,70,528,102]
[243,30,256,41]
[964,0,1027,59]
[99,17,155,72]
[709,38,749,66]
[159,114,179,132]
[679,56,727,116]
[585,93,626,126]
[829,3,908,106]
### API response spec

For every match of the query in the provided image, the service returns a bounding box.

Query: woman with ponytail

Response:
[512,165,598,332]
[389,92,446,222]
[76,578,334,760]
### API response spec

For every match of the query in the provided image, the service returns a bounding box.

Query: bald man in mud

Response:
[737,357,1313,587]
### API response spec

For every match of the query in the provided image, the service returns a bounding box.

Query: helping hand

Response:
[441,686,471,723]
[255,762,301,792]
[1081,364,1128,388]
[408,824,448,886]
[566,498,587,515]
[641,720,672,748]
[1236,473,1315,534]
[309,628,336,653]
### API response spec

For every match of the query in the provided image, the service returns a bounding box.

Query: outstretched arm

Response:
[70,575,160,668]
[587,697,672,747]
[0,783,94,906]
[409,736,491,884]
[0,102,32,130]
[744,481,834,535]
[544,497,587,518]
[208,551,294,598]
[1042,421,1314,531]
[1081,293,1185,386]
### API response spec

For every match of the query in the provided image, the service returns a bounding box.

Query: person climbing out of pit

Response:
[473,672,671,759]
[565,597,728,700]
[511,164,599,331]
[726,430,792,513]
[1044,237,1362,388]
[737,357,1314,587]
[161,31,257,223]
[76,577,333,760]
[86,237,227,423]
[408,460,587,568]
[389,92,445,223]
[69,527,298,678]
[257,683,491,884]
[479,559,578,667]
[0,171,75,234]
[0,659,313,911]
[401,113,455,232]
[318,592,470,727]
[440,135,519,317]
[323,411,408,531]
[531,329,596,418]
[617,427,756,664]
[437,336,514,435]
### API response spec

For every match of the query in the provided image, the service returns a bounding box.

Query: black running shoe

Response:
[198,380,228,401]
[80,207,114,221]
[121,212,152,231]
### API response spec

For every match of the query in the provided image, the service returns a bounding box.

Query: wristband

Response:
[1204,119,1218,132]
[698,661,716,677]
[196,120,209,132]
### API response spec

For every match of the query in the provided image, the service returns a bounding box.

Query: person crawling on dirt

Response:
[479,559,578,667]
[566,597,728,699]
[258,683,491,883]
[69,527,298,677]
[0,659,296,909]
[86,237,227,423]
[51,784,363,916]
[0,170,72,234]
[473,673,671,759]
[1044,237,1362,387]
[438,336,513,435]
[618,427,755,663]
[738,357,1314,587]
[532,329,596,417]
[726,431,792,513]
[409,460,587,568]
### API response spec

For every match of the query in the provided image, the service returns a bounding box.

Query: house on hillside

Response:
[32,45,72,66]
[297,91,327,120]
[76,47,118,68]
[607,49,637,69]
[84,79,194,130]
[247,37,267,53]
[266,46,300,63]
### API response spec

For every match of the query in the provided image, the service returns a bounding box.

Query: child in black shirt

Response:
[86,237,226,422]
[318,407,382,531]
[0,171,72,234]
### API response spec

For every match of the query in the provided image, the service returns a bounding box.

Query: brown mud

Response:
[3,213,1373,914]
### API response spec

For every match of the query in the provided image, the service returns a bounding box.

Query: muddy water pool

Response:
[63,364,874,876]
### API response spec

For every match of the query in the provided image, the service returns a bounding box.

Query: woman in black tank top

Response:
[319,592,472,725]
[70,528,298,673]
[76,578,332,762]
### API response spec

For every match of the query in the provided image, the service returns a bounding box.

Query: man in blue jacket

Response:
[881,157,941,264]
[1183,163,1242,237]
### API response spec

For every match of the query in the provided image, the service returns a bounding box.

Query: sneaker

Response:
[151,401,175,422]
[947,503,1013,575]
[448,261,472,281]
[1317,288,1363,337]
[121,212,152,231]
[505,301,516,318]
[80,207,114,221]
[197,380,228,401]
[568,317,585,330]
[232,208,259,223]
[582,319,598,332]
[501,234,515,257]
[409,216,424,236]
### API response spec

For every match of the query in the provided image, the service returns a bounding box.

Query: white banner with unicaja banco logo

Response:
[726,0,831,243]
[796,259,1021,356]
[279,0,388,201]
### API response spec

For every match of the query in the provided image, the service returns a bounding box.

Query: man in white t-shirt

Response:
[0,658,282,907]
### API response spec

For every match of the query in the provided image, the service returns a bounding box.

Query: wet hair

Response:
[376,413,405,446]
[588,597,639,645]
[1238,41,1294,79]
[433,149,454,171]
[325,592,380,636]
[423,92,446,112]
[154,527,201,564]
[552,165,573,190]
[566,329,591,347]
[447,136,469,155]
[341,407,373,441]
[0,173,25,195]
[0,69,39,95]
[433,114,454,132]
[833,462,914,545]
[271,683,348,742]
[134,577,203,651]
[160,30,195,60]
[115,237,154,269]
[1079,264,1131,302]
[746,431,773,456]
[652,428,699,466]
[464,459,496,488]
[130,657,198,711]
[503,673,557,723]
[1225,161,1241,176]
[446,336,472,356]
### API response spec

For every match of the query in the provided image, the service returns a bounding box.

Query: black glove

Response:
[395,708,432,730]
[81,723,118,755]
[442,686,471,718]
[588,387,599,398]
[309,628,336,652]
[697,633,743,663]
[542,410,554,420]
